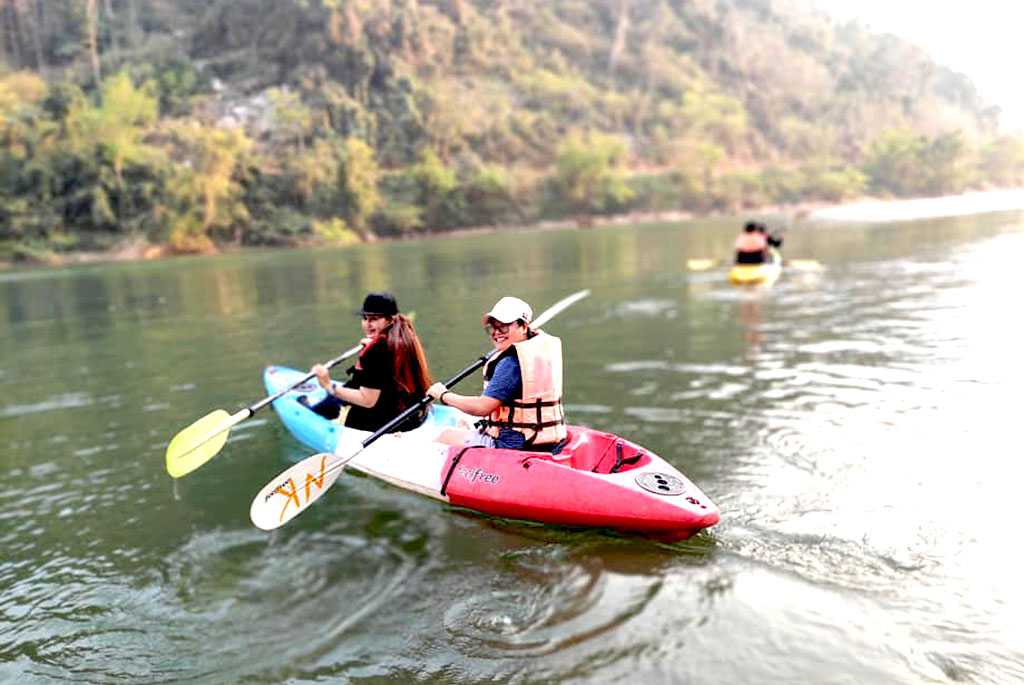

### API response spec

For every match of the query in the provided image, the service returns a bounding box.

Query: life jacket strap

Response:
[478,398,566,446]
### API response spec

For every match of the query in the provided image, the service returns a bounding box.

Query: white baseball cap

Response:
[482,296,533,325]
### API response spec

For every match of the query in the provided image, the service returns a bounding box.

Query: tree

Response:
[865,129,970,197]
[979,135,1024,187]
[919,130,970,195]
[406,148,457,231]
[336,137,380,239]
[91,72,159,188]
[163,123,252,252]
[287,136,342,211]
[269,87,315,154]
[555,130,633,226]
[864,130,926,196]
[85,0,101,88]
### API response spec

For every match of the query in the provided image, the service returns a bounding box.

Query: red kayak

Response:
[438,428,719,540]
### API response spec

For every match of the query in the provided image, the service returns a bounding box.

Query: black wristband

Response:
[439,391,449,405]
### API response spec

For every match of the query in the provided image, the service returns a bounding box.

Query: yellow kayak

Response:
[728,251,782,285]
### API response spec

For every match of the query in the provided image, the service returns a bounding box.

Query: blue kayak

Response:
[262,365,466,454]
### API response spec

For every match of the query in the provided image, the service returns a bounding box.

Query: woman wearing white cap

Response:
[427,296,568,450]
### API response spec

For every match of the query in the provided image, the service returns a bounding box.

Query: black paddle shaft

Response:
[356,349,499,450]
[346,288,590,460]
[250,345,363,415]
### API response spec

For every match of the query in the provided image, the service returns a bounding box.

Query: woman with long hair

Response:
[309,292,432,432]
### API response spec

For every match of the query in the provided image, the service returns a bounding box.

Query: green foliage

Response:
[2,0,1023,262]
[269,88,316,153]
[555,131,633,223]
[371,203,425,238]
[462,165,518,225]
[285,137,342,211]
[91,73,161,186]
[624,173,686,212]
[716,171,768,213]
[244,206,313,247]
[337,138,380,238]
[802,164,869,202]
[865,129,971,197]
[312,217,361,245]
[163,123,252,252]
[759,167,807,204]
[864,130,924,196]
[979,136,1024,187]
[405,148,459,229]
[1,72,170,257]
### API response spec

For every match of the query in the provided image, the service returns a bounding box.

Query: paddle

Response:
[249,288,591,531]
[686,244,820,271]
[685,258,718,271]
[165,343,364,478]
[786,259,821,270]
[762,219,820,269]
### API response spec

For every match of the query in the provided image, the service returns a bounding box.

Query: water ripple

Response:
[442,545,662,659]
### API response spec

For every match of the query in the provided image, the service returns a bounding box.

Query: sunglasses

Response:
[484,320,521,335]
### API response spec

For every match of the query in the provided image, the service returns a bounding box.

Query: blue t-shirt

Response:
[483,356,522,402]
[482,356,526,449]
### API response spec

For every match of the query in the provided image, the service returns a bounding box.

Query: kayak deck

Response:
[729,249,782,285]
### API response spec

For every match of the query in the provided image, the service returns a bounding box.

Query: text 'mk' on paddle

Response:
[249,289,591,531]
[165,344,364,478]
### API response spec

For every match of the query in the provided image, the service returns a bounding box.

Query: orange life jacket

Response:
[480,330,567,446]
[735,232,768,253]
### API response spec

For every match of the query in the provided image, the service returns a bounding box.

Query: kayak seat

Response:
[517,429,654,473]
[546,429,653,473]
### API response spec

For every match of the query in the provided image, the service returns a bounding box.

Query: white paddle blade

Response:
[788,259,821,271]
[250,452,347,530]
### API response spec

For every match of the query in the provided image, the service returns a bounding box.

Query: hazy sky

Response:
[827,1,1024,133]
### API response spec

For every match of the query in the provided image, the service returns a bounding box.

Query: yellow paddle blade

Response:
[250,452,348,530]
[165,409,236,478]
[787,259,821,271]
[686,258,716,270]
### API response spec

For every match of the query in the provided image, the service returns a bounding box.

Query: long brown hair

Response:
[384,313,432,407]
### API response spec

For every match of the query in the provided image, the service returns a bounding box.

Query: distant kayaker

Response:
[427,296,568,450]
[735,221,769,264]
[309,292,432,432]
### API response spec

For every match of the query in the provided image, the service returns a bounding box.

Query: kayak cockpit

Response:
[529,428,654,474]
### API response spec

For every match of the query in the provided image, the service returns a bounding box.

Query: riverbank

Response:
[810,188,1024,222]
[5,189,1023,271]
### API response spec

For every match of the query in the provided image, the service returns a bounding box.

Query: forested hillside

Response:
[2,0,1023,262]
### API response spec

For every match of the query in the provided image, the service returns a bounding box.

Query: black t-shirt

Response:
[343,339,422,432]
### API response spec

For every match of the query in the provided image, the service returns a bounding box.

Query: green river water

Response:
[2,208,1023,683]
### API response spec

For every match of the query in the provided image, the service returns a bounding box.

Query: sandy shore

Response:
[809,188,1024,222]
